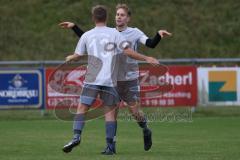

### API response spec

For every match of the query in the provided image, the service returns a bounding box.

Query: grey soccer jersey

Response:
[75,26,127,87]
[117,27,148,81]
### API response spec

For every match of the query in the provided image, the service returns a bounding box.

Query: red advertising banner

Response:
[45,67,84,109]
[139,65,197,107]
[45,65,197,109]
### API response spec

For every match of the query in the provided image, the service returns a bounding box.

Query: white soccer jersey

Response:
[75,26,127,87]
[117,27,148,81]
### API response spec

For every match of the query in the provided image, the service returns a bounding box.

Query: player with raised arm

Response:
[59,3,172,154]
[62,5,159,155]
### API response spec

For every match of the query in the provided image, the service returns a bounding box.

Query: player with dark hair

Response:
[62,5,159,155]
[60,3,171,154]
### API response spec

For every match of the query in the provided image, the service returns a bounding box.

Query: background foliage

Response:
[0,0,240,60]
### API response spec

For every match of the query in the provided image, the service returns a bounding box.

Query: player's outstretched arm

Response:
[65,54,81,62]
[123,48,159,66]
[58,22,84,38]
[59,22,75,28]
[145,30,172,48]
[158,30,172,38]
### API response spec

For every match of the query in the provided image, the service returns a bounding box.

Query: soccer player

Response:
[59,3,172,154]
[62,5,159,155]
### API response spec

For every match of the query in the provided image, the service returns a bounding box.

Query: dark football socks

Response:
[73,113,85,138]
[105,121,117,148]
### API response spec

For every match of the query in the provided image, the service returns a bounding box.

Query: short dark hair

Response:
[92,5,108,23]
[116,3,131,16]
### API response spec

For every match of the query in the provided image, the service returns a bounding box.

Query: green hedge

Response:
[0,0,239,60]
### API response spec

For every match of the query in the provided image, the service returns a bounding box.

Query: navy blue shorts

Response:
[117,79,140,104]
[80,84,120,106]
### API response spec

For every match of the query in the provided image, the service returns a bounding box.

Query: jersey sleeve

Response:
[72,25,84,38]
[145,32,161,48]
[74,33,87,55]
[134,28,149,45]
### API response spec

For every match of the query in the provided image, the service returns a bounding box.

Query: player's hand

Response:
[158,30,172,38]
[59,22,75,29]
[146,56,160,66]
[65,54,81,63]
[65,55,75,62]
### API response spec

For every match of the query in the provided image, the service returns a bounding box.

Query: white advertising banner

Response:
[198,67,240,106]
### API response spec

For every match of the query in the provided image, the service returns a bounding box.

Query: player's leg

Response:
[62,103,89,153]
[100,86,120,155]
[118,79,152,151]
[128,102,148,129]
[72,103,89,143]
[128,102,152,151]
[105,103,120,154]
[118,80,147,127]
[62,84,99,153]
[103,106,117,155]
[114,105,119,146]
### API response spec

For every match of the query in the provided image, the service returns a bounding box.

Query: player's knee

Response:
[104,106,117,121]
[105,112,116,121]
[128,104,140,115]
[127,101,138,107]
[77,103,89,114]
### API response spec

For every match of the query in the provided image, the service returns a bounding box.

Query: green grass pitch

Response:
[0,108,240,160]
